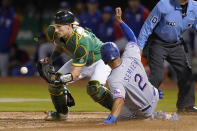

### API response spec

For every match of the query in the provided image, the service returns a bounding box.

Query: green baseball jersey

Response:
[47,25,103,67]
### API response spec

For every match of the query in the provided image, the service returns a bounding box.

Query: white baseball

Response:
[20,67,28,74]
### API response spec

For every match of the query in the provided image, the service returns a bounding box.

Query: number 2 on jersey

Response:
[134,74,147,91]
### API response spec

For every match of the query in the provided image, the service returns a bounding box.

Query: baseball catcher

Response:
[37,10,113,120]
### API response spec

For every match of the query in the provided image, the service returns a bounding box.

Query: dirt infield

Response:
[1,77,197,130]
[0,112,197,131]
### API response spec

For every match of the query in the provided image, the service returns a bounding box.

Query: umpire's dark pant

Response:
[144,34,195,108]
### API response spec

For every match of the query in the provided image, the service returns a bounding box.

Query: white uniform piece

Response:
[108,42,159,120]
[58,59,111,85]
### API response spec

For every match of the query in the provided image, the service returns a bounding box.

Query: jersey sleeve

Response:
[120,22,137,43]
[108,80,126,99]
[137,2,162,50]
[72,44,89,67]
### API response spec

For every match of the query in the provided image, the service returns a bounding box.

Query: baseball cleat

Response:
[44,111,61,121]
[44,111,69,121]
[177,106,197,114]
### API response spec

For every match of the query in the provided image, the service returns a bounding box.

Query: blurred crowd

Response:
[0,0,196,79]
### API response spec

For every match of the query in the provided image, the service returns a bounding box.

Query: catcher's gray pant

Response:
[118,87,159,120]
[58,59,111,85]
[0,53,9,77]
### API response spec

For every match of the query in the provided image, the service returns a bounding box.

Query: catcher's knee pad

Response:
[48,85,75,114]
[87,80,113,110]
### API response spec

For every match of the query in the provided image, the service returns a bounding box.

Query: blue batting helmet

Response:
[101,42,120,64]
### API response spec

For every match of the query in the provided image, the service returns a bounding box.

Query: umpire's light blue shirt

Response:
[137,0,197,50]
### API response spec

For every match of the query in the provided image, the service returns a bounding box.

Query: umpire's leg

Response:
[167,44,195,109]
[147,43,168,88]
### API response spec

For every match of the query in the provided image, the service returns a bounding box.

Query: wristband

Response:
[60,73,73,84]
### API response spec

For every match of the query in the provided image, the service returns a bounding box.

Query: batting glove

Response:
[104,114,117,124]
[158,89,164,99]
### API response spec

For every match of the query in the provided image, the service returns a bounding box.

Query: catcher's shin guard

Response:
[48,85,75,114]
[87,80,113,110]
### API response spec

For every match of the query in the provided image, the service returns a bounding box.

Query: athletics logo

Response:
[79,58,84,63]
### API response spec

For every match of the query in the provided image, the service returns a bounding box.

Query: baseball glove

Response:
[37,59,60,85]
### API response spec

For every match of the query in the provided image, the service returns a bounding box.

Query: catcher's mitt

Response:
[37,59,58,84]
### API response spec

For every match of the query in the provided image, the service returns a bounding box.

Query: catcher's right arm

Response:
[36,59,57,84]
[36,59,73,85]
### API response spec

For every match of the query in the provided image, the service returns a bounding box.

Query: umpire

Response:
[138,0,197,113]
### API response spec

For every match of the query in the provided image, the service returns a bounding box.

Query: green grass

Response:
[0,83,197,112]
[0,83,107,112]
[156,90,179,112]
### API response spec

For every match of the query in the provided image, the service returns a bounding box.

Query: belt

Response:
[151,32,184,48]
